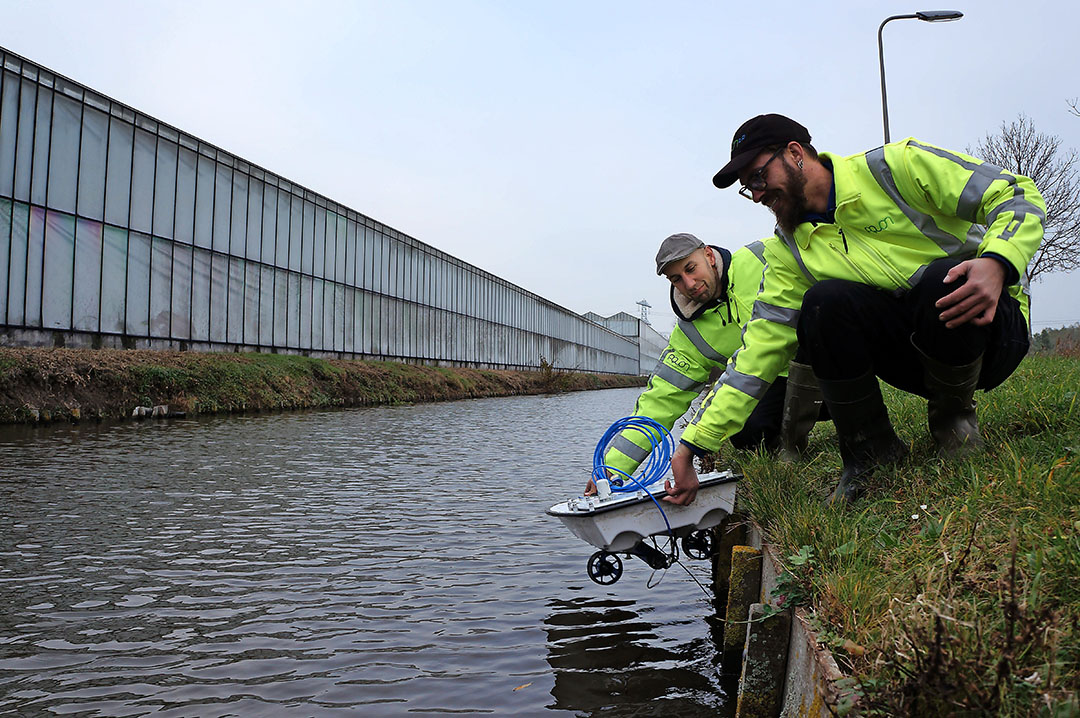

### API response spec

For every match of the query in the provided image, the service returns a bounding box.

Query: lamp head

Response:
[916,10,964,21]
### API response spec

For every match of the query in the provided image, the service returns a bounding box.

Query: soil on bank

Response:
[0,347,646,424]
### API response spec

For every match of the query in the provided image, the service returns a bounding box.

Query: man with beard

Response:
[663,114,1044,506]
[587,232,824,497]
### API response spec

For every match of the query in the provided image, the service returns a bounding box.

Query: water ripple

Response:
[0,390,728,716]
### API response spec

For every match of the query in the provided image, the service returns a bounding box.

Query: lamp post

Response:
[878,10,963,144]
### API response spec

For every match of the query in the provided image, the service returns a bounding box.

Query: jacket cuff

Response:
[679,439,708,457]
[981,252,1020,285]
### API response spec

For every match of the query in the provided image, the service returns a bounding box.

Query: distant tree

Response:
[969,114,1080,282]
[1069,98,1079,118]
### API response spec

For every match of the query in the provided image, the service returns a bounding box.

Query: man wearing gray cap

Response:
[592,232,820,497]
[667,113,1044,506]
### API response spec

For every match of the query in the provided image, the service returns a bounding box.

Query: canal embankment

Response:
[720,353,1080,716]
[0,347,645,423]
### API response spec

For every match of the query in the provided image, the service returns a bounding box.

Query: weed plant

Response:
[730,354,1080,716]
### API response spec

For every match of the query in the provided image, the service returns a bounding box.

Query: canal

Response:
[0,388,729,716]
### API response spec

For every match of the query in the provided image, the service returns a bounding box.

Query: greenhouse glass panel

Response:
[125,231,151,336]
[129,128,155,234]
[343,285,353,353]
[367,293,380,355]
[174,146,196,244]
[358,291,370,354]
[170,243,192,340]
[25,206,44,327]
[286,271,300,347]
[77,106,108,221]
[261,183,276,264]
[246,177,262,260]
[190,248,211,341]
[299,275,312,349]
[344,287,355,353]
[333,282,344,351]
[273,268,288,346]
[0,72,19,198]
[42,210,75,329]
[213,164,231,253]
[243,260,259,344]
[104,118,133,226]
[301,200,314,275]
[149,236,172,337]
[0,199,9,321]
[288,194,303,271]
[193,154,214,248]
[336,215,347,284]
[13,79,36,202]
[46,93,80,214]
[100,226,127,334]
[209,254,227,343]
[227,257,244,344]
[230,171,247,257]
[313,207,326,279]
[275,188,290,267]
[30,86,51,207]
[259,265,274,346]
[311,277,325,349]
[72,217,102,332]
[152,138,177,239]
[345,218,356,287]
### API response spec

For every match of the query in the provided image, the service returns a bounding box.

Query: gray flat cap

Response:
[655,233,705,275]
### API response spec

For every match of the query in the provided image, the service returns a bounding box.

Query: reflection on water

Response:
[0,388,728,716]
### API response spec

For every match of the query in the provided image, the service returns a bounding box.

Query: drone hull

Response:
[546,471,738,553]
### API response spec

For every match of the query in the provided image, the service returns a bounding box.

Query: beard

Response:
[765,160,809,235]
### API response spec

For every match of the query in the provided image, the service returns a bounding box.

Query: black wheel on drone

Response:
[587,551,623,585]
[681,530,715,560]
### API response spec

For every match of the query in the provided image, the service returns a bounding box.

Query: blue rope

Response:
[591,415,675,539]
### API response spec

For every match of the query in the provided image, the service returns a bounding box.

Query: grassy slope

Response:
[732,354,1079,716]
[0,347,644,422]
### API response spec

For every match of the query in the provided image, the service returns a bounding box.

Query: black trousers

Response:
[729,376,787,450]
[796,257,1030,398]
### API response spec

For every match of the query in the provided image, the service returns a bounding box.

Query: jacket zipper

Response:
[858,238,911,289]
[828,242,874,284]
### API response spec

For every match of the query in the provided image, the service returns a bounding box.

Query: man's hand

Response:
[936,257,1006,329]
[664,444,700,506]
[584,477,597,496]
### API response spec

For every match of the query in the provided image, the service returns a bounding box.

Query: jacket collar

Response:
[668,245,731,321]
[775,151,861,249]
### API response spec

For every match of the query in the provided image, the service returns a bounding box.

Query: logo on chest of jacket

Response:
[864,216,894,233]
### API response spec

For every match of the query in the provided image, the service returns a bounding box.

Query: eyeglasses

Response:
[738,147,786,200]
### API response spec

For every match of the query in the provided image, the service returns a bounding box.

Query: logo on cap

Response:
[731,133,746,151]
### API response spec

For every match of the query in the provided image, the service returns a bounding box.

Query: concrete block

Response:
[712,514,749,601]
[724,544,762,666]
[736,603,791,718]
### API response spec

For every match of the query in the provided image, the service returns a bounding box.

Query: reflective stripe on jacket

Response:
[603,241,774,476]
[680,138,1045,453]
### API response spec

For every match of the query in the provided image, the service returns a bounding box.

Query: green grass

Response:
[730,354,1080,716]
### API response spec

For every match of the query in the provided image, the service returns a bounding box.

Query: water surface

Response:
[0,388,728,716]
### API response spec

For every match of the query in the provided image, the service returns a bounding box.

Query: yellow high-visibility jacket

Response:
[679,138,1045,453]
[604,241,776,475]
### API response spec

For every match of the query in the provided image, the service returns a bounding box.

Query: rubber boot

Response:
[819,370,908,505]
[913,341,984,458]
[779,361,824,462]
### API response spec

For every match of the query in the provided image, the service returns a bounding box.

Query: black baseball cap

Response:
[712,114,812,189]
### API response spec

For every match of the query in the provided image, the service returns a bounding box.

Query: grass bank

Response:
[0,347,645,423]
[729,354,1079,716]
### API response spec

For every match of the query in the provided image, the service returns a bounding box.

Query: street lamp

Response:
[877,10,963,143]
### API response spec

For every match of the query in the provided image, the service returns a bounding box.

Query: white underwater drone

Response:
[546,416,739,585]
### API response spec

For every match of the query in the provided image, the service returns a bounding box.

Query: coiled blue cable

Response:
[592,415,675,538]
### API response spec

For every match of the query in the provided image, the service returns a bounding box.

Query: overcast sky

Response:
[2,0,1076,334]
